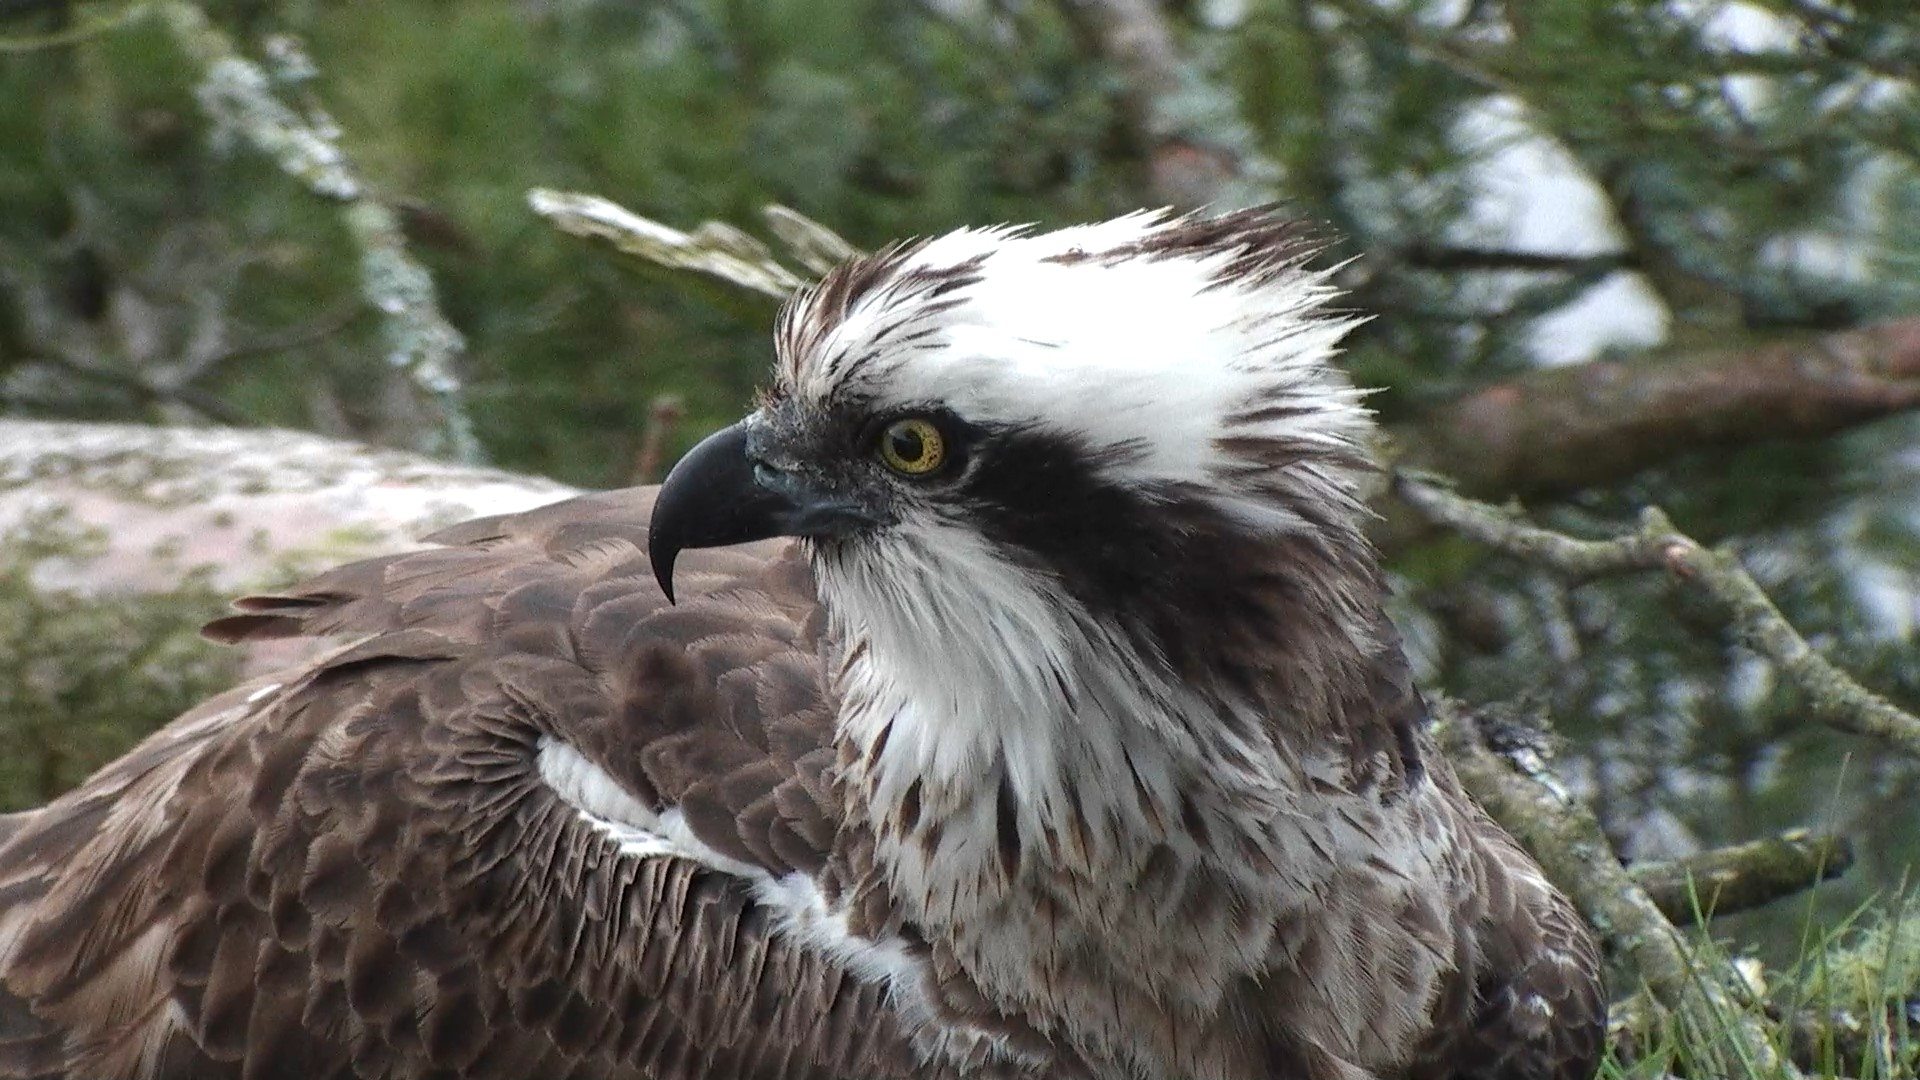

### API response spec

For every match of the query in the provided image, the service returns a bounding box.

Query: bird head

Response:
[650,209,1381,709]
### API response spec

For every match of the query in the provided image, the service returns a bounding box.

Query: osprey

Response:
[0,210,1603,1080]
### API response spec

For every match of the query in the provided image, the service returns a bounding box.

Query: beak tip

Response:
[649,544,680,605]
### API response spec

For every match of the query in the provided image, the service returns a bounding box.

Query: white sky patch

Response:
[1846,561,1920,641]
[1443,95,1672,364]
[1672,2,1796,150]
[1758,230,1874,287]
[1675,0,1796,54]
[1447,95,1626,259]
[1525,272,1671,367]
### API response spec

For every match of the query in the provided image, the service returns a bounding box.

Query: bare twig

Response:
[1631,830,1855,922]
[153,2,478,462]
[528,190,869,302]
[630,394,685,486]
[1394,473,1920,759]
[762,206,860,276]
[528,189,808,299]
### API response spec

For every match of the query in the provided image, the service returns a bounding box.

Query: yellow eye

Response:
[876,417,947,477]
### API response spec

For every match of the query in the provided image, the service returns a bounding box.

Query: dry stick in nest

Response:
[527,189,809,300]
[630,395,686,486]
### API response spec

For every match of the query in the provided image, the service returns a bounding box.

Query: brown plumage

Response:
[0,493,917,1079]
[0,210,1604,1080]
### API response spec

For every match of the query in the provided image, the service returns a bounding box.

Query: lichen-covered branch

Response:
[1630,831,1854,923]
[1395,472,1920,760]
[153,1,478,462]
[1391,471,1671,578]
[527,189,809,300]
[1435,701,1793,1076]
[762,206,861,277]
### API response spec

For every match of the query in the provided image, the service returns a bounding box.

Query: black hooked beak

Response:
[648,420,883,603]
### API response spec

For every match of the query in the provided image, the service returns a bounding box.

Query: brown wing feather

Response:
[1444,820,1606,1080]
[1407,799,1607,1080]
[0,487,940,1080]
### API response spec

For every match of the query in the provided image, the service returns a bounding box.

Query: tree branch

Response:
[762,205,862,277]
[527,189,807,299]
[1394,472,1920,759]
[1436,700,1794,1076]
[1630,830,1854,923]
[152,2,478,462]
[1391,318,1920,501]
[1398,244,1634,275]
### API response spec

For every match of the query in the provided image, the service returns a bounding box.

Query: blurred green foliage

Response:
[0,506,237,809]
[2,0,1145,482]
